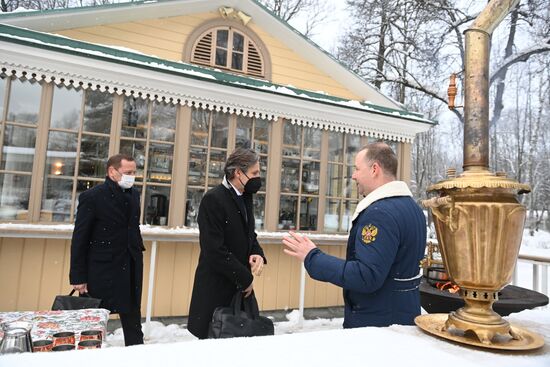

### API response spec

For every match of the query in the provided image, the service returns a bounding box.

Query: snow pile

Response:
[1,309,549,367]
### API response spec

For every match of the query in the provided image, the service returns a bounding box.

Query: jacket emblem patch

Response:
[361,224,378,244]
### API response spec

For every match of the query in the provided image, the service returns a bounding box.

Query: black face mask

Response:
[242,173,262,194]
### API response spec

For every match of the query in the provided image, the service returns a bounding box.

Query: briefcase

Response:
[51,289,102,311]
[208,291,274,339]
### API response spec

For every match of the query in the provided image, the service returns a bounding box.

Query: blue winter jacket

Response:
[304,196,426,328]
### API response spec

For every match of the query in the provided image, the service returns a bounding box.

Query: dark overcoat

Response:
[187,181,266,339]
[69,177,145,314]
[305,195,426,328]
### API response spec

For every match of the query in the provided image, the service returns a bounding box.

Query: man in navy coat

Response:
[283,142,426,328]
[70,154,145,346]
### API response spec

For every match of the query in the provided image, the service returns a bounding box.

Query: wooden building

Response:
[0,0,433,316]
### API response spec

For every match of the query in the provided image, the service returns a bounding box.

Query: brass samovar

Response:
[415,0,544,350]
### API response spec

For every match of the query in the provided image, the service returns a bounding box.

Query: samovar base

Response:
[445,310,514,344]
[415,314,544,351]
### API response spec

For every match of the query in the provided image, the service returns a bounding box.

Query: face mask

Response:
[242,173,262,194]
[117,172,135,189]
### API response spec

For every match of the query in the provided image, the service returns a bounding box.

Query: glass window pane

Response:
[278,195,297,230]
[208,149,226,187]
[259,155,268,190]
[236,116,253,148]
[188,147,207,186]
[191,108,209,146]
[50,86,83,130]
[7,79,41,124]
[83,90,112,134]
[215,48,227,66]
[45,131,78,177]
[300,197,318,231]
[253,193,265,230]
[254,119,269,154]
[341,200,358,232]
[216,29,228,48]
[121,97,148,139]
[185,188,203,227]
[233,32,244,52]
[303,127,321,160]
[326,163,343,197]
[328,132,344,163]
[231,52,243,70]
[0,173,31,220]
[282,122,301,157]
[144,185,170,225]
[210,111,229,148]
[0,77,7,120]
[281,159,300,193]
[78,134,109,178]
[119,140,146,182]
[40,178,73,222]
[324,199,340,233]
[148,143,173,183]
[1,125,36,172]
[345,165,358,199]
[346,134,361,165]
[150,102,176,142]
[302,161,320,195]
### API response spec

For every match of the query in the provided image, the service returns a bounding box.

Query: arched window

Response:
[184,20,271,79]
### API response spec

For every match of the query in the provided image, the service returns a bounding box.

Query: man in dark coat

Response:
[70,154,145,346]
[188,148,267,339]
[283,142,426,328]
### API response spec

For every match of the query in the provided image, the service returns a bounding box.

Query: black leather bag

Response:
[208,291,274,339]
[51,289,102,311]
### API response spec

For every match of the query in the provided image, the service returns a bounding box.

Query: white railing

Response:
[513,254,550,296]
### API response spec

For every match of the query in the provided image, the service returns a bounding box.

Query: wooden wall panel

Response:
[0,237,345,315]
[0,237,24,311]
[37,239,69,310]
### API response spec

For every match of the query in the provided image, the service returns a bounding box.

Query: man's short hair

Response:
[107,154,135,170]
[224,148,260,179]
[362,142,398,178]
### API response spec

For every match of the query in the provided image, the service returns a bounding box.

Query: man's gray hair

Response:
[224,148,260,179]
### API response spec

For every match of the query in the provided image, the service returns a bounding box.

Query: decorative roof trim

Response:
[0,40,431,143]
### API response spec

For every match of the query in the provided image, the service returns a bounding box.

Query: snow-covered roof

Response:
[0,23,433,142]
[0,0,408,110]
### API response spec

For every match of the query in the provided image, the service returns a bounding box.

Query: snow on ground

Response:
[1,308,549,367]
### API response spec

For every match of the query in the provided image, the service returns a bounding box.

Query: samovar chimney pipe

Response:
[463,0,520,171]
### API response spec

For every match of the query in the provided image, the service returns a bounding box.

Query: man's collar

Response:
[222,176,243,196]
[351,181,412,222]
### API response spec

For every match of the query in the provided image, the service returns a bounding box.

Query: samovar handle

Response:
[422,196,459,232]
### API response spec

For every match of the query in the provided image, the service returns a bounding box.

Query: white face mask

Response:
[118,173,135,189]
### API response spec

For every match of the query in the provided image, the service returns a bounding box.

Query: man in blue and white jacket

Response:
[283,142,426,328]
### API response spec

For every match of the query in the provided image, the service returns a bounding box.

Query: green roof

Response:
[0,22,433,124]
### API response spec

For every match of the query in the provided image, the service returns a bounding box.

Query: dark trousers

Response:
[119,257,144,346]
[119,309,144,346]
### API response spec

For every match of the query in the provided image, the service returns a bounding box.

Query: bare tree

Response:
[338,0,550,209]
[258,0,330,37]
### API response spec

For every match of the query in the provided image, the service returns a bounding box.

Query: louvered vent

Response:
[247,42,264,77]
[192,32,213,65]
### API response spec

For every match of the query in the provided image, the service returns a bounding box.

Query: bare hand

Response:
[243,282,253,298]
[72,283,88,294]
[282,231,317,262]
[249,254,264,276]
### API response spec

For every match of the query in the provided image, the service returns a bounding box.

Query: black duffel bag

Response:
[208,291,274,339]
[51,289,102,311]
